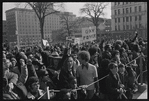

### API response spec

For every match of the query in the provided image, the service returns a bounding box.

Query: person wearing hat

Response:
[48,51,62,71]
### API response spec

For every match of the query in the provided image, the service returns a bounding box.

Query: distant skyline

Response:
[3,2,111,20]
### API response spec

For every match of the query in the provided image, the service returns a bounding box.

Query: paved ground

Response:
[137,89,147,99]
[132,84,148,99]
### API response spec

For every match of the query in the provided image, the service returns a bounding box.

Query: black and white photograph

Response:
[2,2,147,100]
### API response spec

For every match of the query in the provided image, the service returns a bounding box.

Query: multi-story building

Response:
[111,2,147,40]
[5,8,62,48]
[3,20,8,43]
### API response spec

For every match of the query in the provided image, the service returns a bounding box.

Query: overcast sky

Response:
[3,2,111,20]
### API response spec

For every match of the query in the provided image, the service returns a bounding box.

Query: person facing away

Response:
[76,51,99,99]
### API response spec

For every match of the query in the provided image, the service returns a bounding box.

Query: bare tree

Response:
[80,2,109,42]
[25,2,64,46]
[59,12,85,37]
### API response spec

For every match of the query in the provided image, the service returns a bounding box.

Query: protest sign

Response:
[42,39,49,47]
[82,26,96,43]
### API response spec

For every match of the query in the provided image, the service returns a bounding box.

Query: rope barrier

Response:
[125,54,142,67]
[38,52,146,100]
[87,74,109,88]
[136,70,147,81]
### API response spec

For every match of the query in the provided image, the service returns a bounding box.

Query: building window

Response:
[135,6,137,12]
[126,17,129,22]
[118,9,120,14]
[123,9,125,14]
[118,18,120,23]
[115,18,117,23]
[126,8,129,13]
[130,7,132,13]
[130,24,132,29]
[135,16,137,21]
[115,10,117,15]
[126,2,128,4]
[123,25,125,30]
[122,2,125,5]
[118,25,120,30]
[123,17,125,22]
[139,6,141,11]
[115,25,117,31]
[130,16,132,22]
[118,2,120,5]
[135,24,138,28]
[139,23,142,28]
[127,25,129,30]
[139,15,142,21]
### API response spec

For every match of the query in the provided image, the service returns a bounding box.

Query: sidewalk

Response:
[137,89,147,99]
[132,85,148,99]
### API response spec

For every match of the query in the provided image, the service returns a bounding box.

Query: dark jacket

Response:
[27,64,38,78]
[105,72,122,99]
[118,71,128,89]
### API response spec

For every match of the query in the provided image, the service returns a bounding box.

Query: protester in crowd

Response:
[25,76,48,99]
[98,59,110,99]
[26,59,38,78]
[58,56,77,99]
[88,46,99,68]
[3,60,19,99]
[119,48,129,65]
[37,69,56,99]
[102,44,112,60]
[76,51,99,99]
[111,50,121,65]
[126,66,139,94]
[118,63,128,99]
[105,62,126,99]
[9,58,20,77]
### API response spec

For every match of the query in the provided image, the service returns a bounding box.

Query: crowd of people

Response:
[3,32,147,100]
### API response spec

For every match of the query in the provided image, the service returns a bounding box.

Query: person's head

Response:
[77,51,90,64]
[51,51,62,67]
[20,58,25,66]
[11,58,17,67]
[112,50,120,59]
[4,59,12,69]
[63,56,74,71]
[37,69,49,83]
[101,59,110,70]
[108,62,118,75]
[3,61,9,76]
[27,59,32,65]
[88,47,98,57]
[114,44,121,51]
[104,44,112,51]
[118,63,125,73]
[28,54,34,60]
[126,66,134,77]
[26,76,40,93]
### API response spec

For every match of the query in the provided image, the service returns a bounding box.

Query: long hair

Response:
[62,56,75,77]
